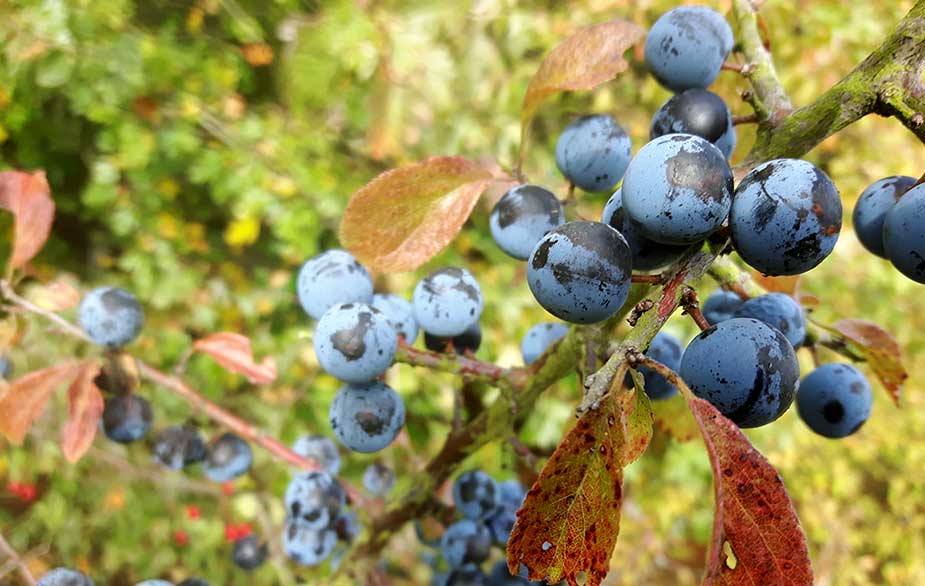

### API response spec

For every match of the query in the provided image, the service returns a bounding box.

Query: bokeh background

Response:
[1,0,924,584]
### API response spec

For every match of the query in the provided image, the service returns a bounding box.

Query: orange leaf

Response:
[0,361,79,444]
[507,387,652,586]
[521,19,643,134]
[832,319,906,405]
[339,156,493,273]
[0,171,55,272]
[61,362,104,463]
[193,332,277,385]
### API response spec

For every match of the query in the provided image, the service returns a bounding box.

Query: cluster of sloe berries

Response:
[419,470,548,585]
[77,287,268,569]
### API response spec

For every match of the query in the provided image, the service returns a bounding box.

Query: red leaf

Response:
[0,171,55,271]
[689,397,813,586]
[0,362,80,444]
[193,332,277,385]
[507,387,652,586]
[832,319,906,405]
[61,361,104,463]
[520,19,643,139]
[339,156,493,273]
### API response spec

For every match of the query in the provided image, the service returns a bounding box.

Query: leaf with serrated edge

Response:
[0,362,80,444]
[0,171,55,272]
[693,397,813,586]
[644,358,813,586]
[193,332,277,385]
[832,319,905,405]
[61,362,104,462]
[507,386,652,586]
[520,19,643,143]
[340,156,493,273]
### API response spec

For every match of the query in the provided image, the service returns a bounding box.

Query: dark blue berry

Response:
[680,318,799,428]
[79,287,144,348]
[797,363,872,438]
[490,185,565,260]
[554,115,632,193]
[734,293,806,348]
[853,176,916,258]
[371,293,419,344]
[730,159,842,276]
[291,434,341,475]
[602,189,688,271]
[363,462,396,496]
[232,534,267,570]
[528,221,633,324]
[329,381,405,454]
[440,519,492,568]
[452,470,499,520]
[622,134,733,245]
[203,432,252,482]
[38,568,94,586]
[285,470,346,529]
[425,323,481,355]
[413,267,483,337]
[644,6,734,91]
[283,518,337,567]
[650,89,736,158]
[520,322,569,365]
[102,394,152,443]
[314,302,397,383]
[638,331,683,400]
[883,183,925,283]
[152,424,206,469]
[296,250,373,320]
[702,289,744,325]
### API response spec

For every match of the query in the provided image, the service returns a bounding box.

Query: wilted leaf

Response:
[832,319,906,405]
[520,19,643,145]
[652,392,698,442]
[691,397,813,586]
[61,362,104,463]
[0,170,55,271]
[340,156,493,273]
[0,361,79,444]
[193,332,277,385]
[507,386,652,586]
[25,279,80,312]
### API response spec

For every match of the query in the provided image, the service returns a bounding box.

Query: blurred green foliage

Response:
[1,0,924,585]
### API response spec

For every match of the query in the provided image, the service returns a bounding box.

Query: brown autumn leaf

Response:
[520,19,643,137]
[193,332,277,385]
[0,315,27,351]
[340,156,493,273]
[507,386,652,586]
[691,396,814,586]
[61,362,104,463]
[0,170,55,272]
[832,319,906,405]
[0,361,80,444]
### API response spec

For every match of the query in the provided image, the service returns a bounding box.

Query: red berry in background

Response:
[173,530,189,547]
[186,505,201,520]
[221,482,235,496]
